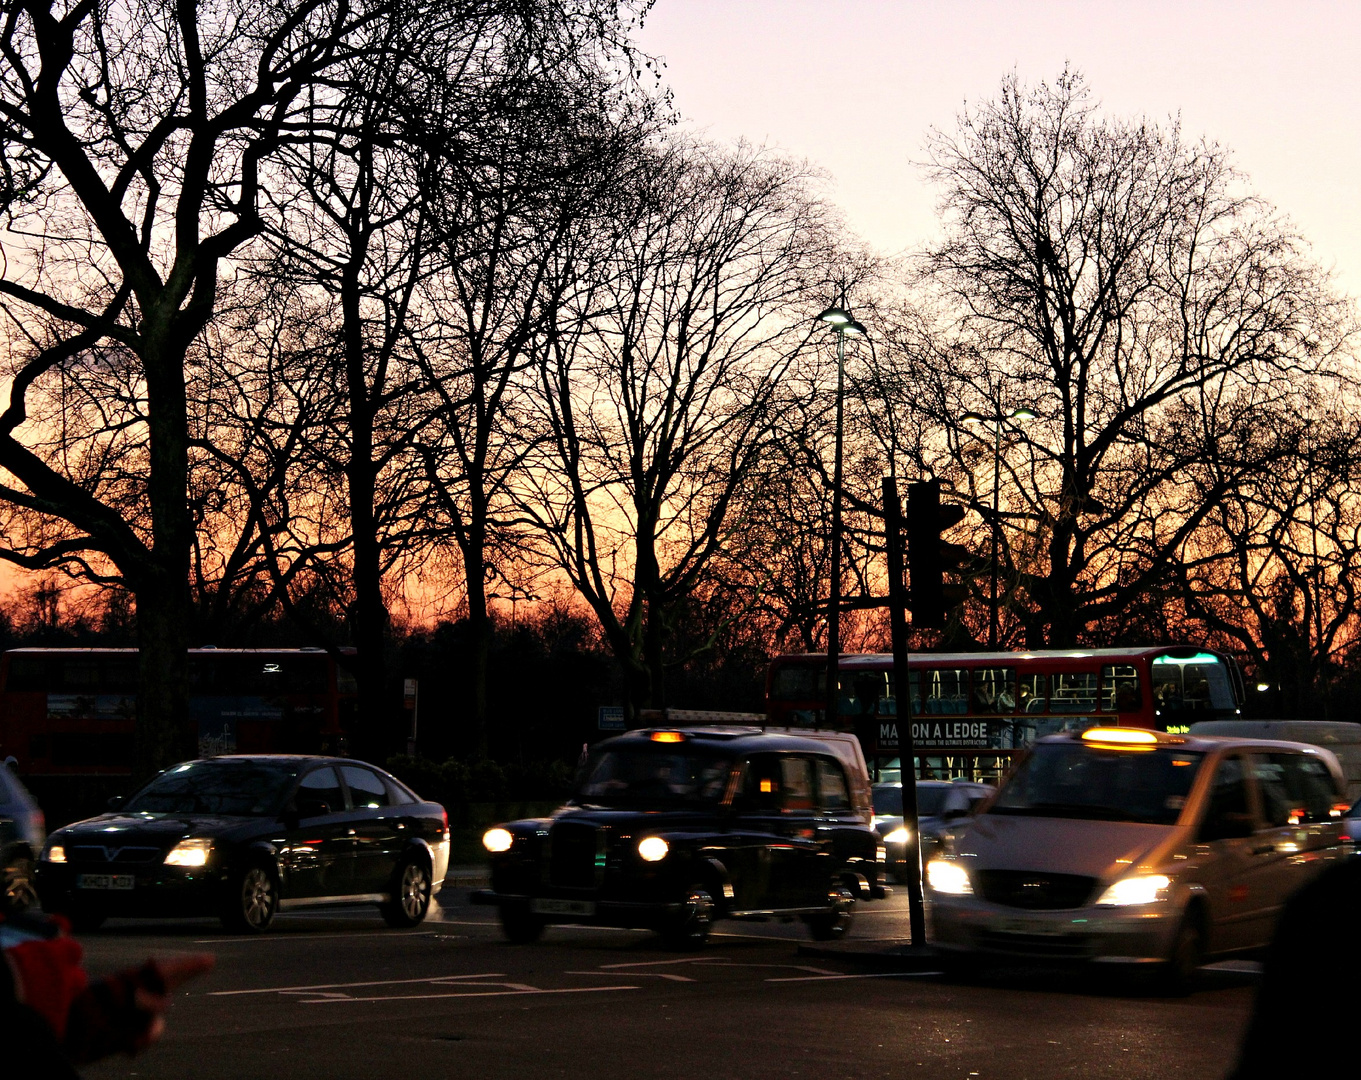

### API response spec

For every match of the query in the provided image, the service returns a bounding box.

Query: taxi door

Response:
[729,754,816,910]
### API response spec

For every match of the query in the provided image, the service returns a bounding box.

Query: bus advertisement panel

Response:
[0,647,356,776]
[766,646,1245,783]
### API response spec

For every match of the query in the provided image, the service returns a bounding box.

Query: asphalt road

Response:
[77,887,1260,1080]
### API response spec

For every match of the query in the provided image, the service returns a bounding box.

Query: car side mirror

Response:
[107,795,126,811]
[293,797,331,819]
[1200,810,1254,842]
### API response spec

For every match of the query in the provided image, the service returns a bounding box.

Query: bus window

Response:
[1017,673,1047,713]
[1050,672,1099,713]
[1101,664,1141,712]
[971,668,1017,714]
[1152,652,1238,722]
[843,670,887,717]
[771,662,824,702]
[921,669,969,714]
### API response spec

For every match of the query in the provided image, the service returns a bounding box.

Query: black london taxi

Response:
[471,727,886,947]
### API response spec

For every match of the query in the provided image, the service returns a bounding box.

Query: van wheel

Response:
[1159,914,1205,996]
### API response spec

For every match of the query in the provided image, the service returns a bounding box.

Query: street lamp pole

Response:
[818,305,865,726]
[962,406,1036,649]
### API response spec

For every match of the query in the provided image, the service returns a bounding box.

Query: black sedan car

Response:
[35,755,449,932]
[872,779,993,882]
[473,727,885,947]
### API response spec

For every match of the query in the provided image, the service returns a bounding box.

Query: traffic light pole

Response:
[882,475,927,946]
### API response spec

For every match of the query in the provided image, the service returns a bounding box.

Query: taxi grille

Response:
[68,845,163,866]
[549,823,599,888]
[975,870,1097,910]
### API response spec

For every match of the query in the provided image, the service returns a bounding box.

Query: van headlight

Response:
[482,828,513,853]
[925,859,973,896]
[164,838,213,867]
[44,843,66,863]
[883,826,911,845]
[1095,874,1171,906]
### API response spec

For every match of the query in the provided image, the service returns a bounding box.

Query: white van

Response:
[927,727,1349,990]
[1189,720,1361,802]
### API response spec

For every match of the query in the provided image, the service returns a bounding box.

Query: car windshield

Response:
[123,759,299,817]
[989,742,1204,825]
[574,746,734,808]
[872,785,950,817]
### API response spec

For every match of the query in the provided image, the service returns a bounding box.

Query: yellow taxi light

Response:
[1082,727,1158,746]
[650,731,685,743]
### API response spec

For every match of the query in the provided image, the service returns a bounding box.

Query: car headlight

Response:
[638,836,669,862]
[164,838,213,867]
[483,827,513,853]
[44,843,66,864]
[883,826,911,845]
[925,859,973,896]
[1095,874,1171,906]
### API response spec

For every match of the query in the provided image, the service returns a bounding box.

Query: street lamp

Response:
[961,406,1036,648]
[818,305,865,726]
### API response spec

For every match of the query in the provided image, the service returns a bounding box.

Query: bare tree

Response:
[905,69,1351,648]
[526,139,843,715]
[0,0,417,775]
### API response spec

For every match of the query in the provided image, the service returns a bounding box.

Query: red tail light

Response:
[441,808,449,843]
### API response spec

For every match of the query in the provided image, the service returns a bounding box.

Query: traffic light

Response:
[906,480,969,628]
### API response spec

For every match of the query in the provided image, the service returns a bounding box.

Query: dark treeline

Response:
[1,2,1358,781]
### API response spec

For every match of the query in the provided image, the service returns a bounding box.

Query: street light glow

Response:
[816,306,852,326]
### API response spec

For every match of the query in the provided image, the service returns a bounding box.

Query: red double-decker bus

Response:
[766,646,1245,784]
[0,647,356,821]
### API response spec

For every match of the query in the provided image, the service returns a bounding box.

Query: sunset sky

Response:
[635,0,1361,296]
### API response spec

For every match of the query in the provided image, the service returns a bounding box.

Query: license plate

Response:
[998,916,1063,937]
[530,897,596,917]
[76,873,135,891]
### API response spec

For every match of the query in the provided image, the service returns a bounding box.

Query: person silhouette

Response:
[1225,856,1358,1079]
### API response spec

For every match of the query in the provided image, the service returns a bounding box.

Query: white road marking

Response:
[765,971,942,982]
[564,970,696,982]
[306,986,639,1004]
[211,972,507,996]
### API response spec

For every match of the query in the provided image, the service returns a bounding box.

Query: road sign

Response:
[598,706,626,731]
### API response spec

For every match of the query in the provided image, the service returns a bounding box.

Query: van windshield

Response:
[573,746,735,808]
[990,743,1204,825]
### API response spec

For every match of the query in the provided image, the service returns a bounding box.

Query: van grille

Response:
[976,930,1093,958]
[549,823,599,888]
[975,870,1097,910]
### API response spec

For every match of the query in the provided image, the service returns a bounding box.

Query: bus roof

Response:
[773,646,1227,668]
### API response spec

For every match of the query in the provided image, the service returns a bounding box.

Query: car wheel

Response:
[1158,913,1205,996]
[804,882,856,941]
[380,854,432,928]
[661,883,714,950]
[221,862,279,933]
[1,855,37,914]
[499,901,546,944]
